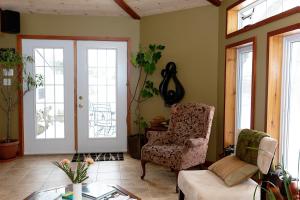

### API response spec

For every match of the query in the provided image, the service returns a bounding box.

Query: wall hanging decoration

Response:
[159,62,185,106]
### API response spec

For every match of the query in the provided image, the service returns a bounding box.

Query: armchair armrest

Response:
[146,131,172,145]
[185,138,208,148]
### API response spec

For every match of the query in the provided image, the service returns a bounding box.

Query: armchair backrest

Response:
[236,129,277,175]
[168,103,215,145]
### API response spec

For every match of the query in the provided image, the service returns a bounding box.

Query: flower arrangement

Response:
[53,157,94,184]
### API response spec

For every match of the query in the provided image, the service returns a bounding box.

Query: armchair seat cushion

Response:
[141,144,184,169]
[178,170,260,200]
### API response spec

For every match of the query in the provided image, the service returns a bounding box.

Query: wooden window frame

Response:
[265,23,300,163]
[16,35,132,156]
[226,0,300,38]
[224,37,257,148]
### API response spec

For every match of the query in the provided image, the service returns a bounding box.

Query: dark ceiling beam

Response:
[206,0,221,7]
[114,0,141,20]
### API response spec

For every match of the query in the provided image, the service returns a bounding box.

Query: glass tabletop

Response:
[24,182,140,200]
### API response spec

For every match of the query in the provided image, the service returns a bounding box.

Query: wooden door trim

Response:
[16,35,132,155]
[223,37,256,148]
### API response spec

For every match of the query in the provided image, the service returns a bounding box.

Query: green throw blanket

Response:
[236,129,269,165]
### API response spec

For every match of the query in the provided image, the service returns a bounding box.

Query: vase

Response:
[73,183,82,200]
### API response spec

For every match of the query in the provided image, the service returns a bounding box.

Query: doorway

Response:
[22,38,128,154]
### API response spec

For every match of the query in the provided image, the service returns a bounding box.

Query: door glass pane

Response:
[34,48,65,139]
[88,49,117,138]
[285,41,300,177]
[236,46,253,131]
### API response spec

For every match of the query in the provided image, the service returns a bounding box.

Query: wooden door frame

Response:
[16,35,132,156]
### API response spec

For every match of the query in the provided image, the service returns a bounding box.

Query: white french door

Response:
[23,39,75,154]
[77,41,127,153]
[23,39,127,154]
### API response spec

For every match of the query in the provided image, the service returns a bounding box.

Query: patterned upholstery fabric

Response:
[141,103,215,171]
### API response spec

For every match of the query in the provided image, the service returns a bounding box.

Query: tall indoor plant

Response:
[127,44,165,159]
[0,49,43,160]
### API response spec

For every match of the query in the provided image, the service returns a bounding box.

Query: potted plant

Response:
[0,49,43,160]
[53,157,94,200]
[127,44,165,159]
[254,153,300,200]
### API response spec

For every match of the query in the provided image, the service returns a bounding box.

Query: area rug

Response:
[72,152,124,162]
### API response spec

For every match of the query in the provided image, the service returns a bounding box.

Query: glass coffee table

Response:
[24,182,141,200]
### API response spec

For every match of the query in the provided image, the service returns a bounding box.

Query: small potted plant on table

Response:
[54,158,94,200]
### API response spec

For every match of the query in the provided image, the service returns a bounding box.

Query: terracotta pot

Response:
[289,181,300,200]
[0,140,19,160]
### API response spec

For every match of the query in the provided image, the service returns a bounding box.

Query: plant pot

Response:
[128,134,145,160]
[73,183,82,200]
[0,140,19,160]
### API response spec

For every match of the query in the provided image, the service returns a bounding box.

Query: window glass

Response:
[88,49,117,138]
[238,0,299,30]
[281,35,300,177]
[235,45,253,143]
[252,1,268,23]
[267,0,283,17]
[34,48,65,139]
[283,0,299,10]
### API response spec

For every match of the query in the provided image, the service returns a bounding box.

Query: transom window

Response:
[238,0,300,29]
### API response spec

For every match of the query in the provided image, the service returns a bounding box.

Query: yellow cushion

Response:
[208,155,258,186]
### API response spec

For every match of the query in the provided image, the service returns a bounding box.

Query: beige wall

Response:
[217,0,300,155]
[0,13,140,139]
[140,6,219,161]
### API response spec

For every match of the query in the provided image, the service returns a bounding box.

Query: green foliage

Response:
[253,154,300,200]
[0,49,44,141]
[129,44,165,133]
[53,159,92,184]
[140,80,159,98]
[132,44,165,75]
[134,116,149,130]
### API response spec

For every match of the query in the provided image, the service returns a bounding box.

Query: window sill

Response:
[226,6,300,39]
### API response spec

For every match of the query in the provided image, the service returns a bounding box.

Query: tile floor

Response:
[0,154,178,200]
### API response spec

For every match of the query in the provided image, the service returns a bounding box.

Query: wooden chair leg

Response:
[178,189,185,200]
[175,171,179,193]
[141,160,147,179]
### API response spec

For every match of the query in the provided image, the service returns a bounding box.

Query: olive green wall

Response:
[217,1,300,156]
[140,6,219,161]
[0,13,140,140]
[1,2,299,159]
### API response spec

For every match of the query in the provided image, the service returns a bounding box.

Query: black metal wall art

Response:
[159,62,185,106]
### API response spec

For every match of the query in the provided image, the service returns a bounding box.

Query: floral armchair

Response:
[141,103,215,179]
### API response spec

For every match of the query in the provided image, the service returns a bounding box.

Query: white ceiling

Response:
[0,0,211,17]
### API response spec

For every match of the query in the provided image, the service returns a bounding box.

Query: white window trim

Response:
[280,33,300,168]
[235,44,253,145]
